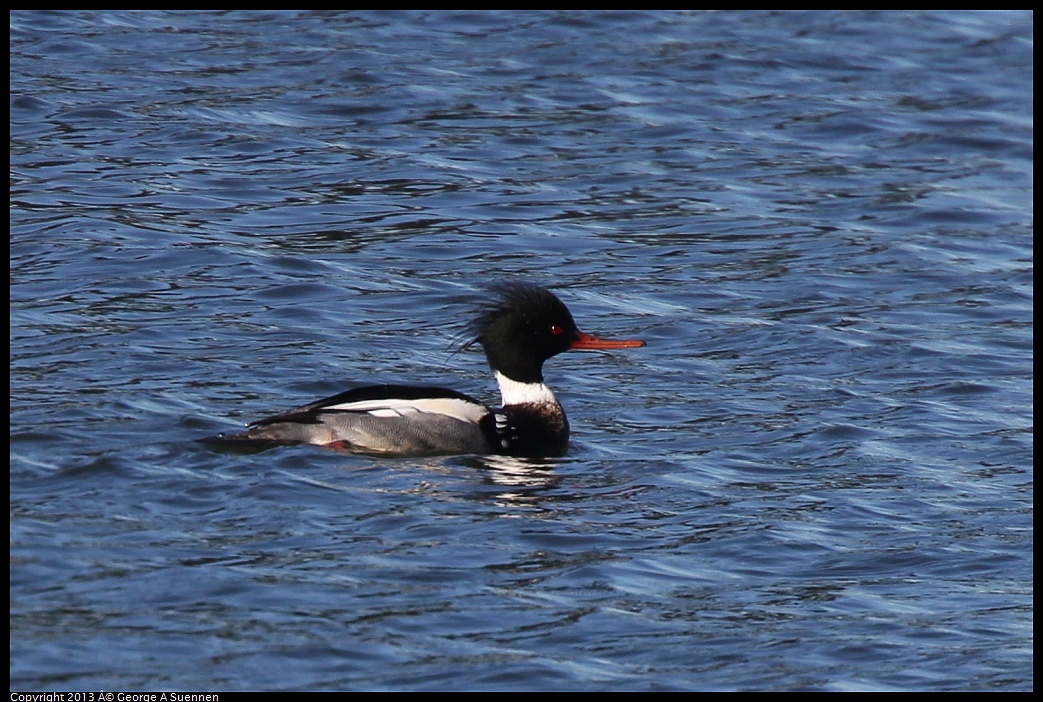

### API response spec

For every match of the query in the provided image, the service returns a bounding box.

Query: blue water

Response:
[10,10,1032,691]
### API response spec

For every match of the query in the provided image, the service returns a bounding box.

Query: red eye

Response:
[549,325,564,335]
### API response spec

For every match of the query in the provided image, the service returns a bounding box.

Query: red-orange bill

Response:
[570,330,645,350]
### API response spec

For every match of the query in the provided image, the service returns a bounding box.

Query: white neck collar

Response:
[495,371,558,407]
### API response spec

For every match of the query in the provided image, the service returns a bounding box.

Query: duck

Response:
[210,283,644,457]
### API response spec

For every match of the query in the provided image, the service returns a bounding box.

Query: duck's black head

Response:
[468,283,644,384]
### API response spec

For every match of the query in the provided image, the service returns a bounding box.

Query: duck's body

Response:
[211,283,643,457]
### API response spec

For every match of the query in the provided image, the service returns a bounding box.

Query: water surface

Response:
[10,10,1033,691]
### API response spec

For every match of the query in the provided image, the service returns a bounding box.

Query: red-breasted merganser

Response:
[211,283,644,457]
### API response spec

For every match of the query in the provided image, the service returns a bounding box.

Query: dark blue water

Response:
[10,10,1032,691]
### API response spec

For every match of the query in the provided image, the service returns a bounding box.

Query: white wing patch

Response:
[323,397,488,425]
